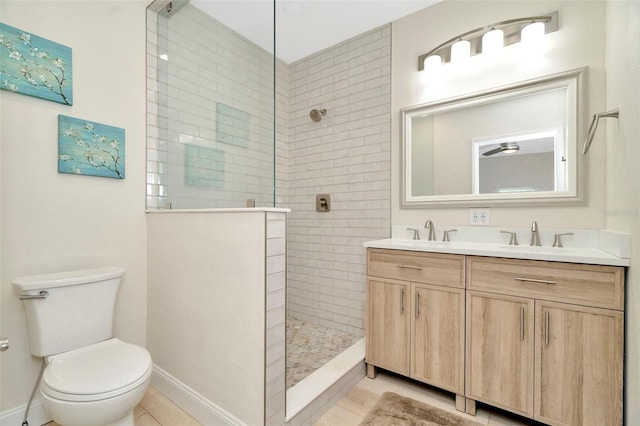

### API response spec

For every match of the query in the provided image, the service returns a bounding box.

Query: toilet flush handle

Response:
[19,290,49,300]
[0,337,9,352]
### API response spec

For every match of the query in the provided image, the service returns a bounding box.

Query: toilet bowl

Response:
[13,267,153,426]
[41,338,152,426]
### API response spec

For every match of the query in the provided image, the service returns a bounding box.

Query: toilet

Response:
[13,267,152,426]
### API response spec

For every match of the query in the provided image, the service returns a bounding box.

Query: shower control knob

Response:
[0,337,9,352]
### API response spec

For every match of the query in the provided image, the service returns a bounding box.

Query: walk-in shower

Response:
[147,0,391,421]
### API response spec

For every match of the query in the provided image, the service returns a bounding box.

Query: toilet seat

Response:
[42,338,152,403]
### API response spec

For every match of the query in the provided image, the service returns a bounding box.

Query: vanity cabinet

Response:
[466,291,535,417]
[367,278,410,375]
[365,247,625,424]
[366,249,465,405]
[534,301,623,426]
[465,256,624,426]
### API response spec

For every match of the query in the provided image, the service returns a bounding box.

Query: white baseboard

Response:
[0,398,50,426]
[150,365,245,426]
[1,367,243,426]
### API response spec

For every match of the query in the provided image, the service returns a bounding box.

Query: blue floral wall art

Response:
[0,22,73,105]
[58,115,125,179]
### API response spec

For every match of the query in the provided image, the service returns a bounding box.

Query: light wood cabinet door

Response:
[411,284,465,394]
[466,291,534,417]
[535,301,624,426]
[366,278,410,376]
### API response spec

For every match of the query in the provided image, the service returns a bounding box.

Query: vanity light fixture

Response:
[418,11,558,71]
[521,21,546,46]
[482,27,504,54]
[423,54,443,76]
[451,39,471,63]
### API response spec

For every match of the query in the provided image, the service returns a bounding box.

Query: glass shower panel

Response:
[147,0,275,209]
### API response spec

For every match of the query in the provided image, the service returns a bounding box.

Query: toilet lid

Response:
[43,338,152,397]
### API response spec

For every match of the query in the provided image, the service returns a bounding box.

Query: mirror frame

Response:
[401,68,586,208]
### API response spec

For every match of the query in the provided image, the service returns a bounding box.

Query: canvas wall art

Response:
[0,22,73,105]
[58,115,125,179]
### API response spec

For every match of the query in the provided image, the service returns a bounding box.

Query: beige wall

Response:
[392,1,606,226]
[604,1,640,423]
[0,0,148,413]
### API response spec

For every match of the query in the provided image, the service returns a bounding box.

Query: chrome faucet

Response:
[442,229,457,242]
[407,227,420,240]
[552,232,574,248]
[530,221,541,246]
[424,220,436,241]
[500,230,518,245]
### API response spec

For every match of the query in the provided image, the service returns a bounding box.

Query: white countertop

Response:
[364,235,630,267]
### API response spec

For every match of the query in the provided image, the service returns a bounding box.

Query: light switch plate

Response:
[470,208,490,225]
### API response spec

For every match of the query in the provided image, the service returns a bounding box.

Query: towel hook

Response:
[582,108,619,154]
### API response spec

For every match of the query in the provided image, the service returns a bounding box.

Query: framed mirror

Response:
[402,68,584,207]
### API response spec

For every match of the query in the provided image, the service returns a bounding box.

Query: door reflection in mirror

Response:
[472,128,566,194]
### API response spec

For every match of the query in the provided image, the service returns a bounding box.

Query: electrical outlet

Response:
[469,208,490,225]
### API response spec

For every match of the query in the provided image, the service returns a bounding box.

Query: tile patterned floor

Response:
[287,315,362,389]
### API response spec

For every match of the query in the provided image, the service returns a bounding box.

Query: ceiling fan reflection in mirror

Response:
[482,142,520,156]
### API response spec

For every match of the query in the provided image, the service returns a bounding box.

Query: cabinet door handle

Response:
[520,307,525,340]
[416,291,420,319]
[515,277,556,285]
[545,311,550,346]
[401,288,405,314]
[397,264,423,270]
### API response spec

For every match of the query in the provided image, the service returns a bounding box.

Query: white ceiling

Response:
[191,0,440,64]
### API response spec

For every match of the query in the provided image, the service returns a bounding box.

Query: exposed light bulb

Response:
[521,22,545,47]
[450,40,471,63]
[482,28,504,55]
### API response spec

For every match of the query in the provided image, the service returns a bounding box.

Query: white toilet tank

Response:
[12,267,125,357]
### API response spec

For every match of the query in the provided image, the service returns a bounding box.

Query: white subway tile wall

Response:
[283,25,392,336]
[265,212,287,425]
[146,5,275,209]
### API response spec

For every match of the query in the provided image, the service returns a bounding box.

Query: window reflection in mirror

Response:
[402,69,583,207]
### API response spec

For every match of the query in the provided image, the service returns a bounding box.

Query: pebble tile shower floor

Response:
[287,316,362,389]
